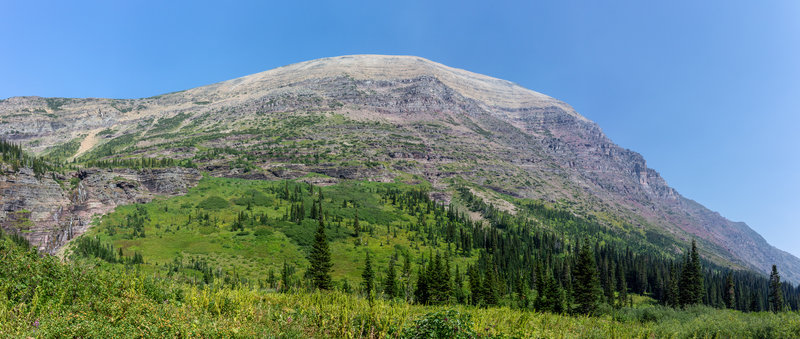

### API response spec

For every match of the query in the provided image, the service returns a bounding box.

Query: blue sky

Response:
[2,1,799,258]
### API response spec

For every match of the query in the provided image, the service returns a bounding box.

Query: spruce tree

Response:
[467,265,482,305]
[724,273,735,309]
[309,218,333,290]
[689,239,704,304]
[362,251,374,298]
[679,240,703,306]
[453,265,466,304]
[573,241,601,314]
[482,266,499,306]
[769,264,783,312]
[415,265,430,304]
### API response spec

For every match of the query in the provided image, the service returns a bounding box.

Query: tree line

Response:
[302,184,798,314]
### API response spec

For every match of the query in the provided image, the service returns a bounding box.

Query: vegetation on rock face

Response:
[0,139,54,177]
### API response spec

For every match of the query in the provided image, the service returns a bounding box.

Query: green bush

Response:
[401,309,478,339]
[232,189,272,207]
[197,195,230,210]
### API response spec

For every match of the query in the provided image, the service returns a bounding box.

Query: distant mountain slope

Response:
[1,54,797,281]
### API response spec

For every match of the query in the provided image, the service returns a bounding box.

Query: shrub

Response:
[401,309,478,339]
[232,189,272,207]
[197,196,230,210]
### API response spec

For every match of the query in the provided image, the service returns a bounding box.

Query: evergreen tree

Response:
[415,264,430,304]
[665,264,680,307]
[724,273,735,309]
[453,265,466,304]
[679,240,703,306]
[750,291,763,312]
[537,272,565,313]
[467,265,482,305]
[769,264,783,312]
[309,218,333,290]
[362,251,374,298]
[482,265,499,306]
[573,241,601,314]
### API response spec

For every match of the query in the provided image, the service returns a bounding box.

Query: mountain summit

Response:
[1,54,798,281]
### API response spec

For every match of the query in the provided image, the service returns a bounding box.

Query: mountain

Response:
[0,54,798,282]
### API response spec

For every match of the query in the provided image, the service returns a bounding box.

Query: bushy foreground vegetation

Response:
[2,235,799,338]
[0,240,800,338]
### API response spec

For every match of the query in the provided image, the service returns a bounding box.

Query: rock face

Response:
[0,167,201,254]
[1,54,798,281]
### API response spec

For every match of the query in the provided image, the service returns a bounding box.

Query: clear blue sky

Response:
[2,1,799,258]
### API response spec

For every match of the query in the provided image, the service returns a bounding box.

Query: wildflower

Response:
[33,319,39,328]
[287,316,293,324]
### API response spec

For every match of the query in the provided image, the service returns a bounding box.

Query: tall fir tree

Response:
[679,240,704,306]
[362,251,375,298]
[573,241,602,314]
[453,265,466,304]
[724,273,735,309]
[467,265,482,306]
[769,264,783,312]
[309,217,333,290]
[482,265,500,306]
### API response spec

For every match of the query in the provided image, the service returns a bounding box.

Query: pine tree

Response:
[537,272,565,313]
[573,241,601,314]
[679,240,703,306]
[769,264,783,312]
[724,273,735,309]
[453,265,466,304]
[467,265,482,305]
[750,291,763,312]
[482,265,499,306]
[362,251,374,298]
[309,218,333,290]
[415,264,430,304]
[665,264,679,307]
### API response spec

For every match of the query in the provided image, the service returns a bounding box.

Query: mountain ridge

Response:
[0,54,797,282]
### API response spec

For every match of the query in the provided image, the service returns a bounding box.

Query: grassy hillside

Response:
[78,176,479,287]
